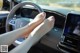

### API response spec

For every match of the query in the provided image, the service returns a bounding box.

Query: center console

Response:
[58,13,80,53]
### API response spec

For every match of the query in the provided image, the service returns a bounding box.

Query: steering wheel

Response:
[6,2,44,45]
[6,2,44,32]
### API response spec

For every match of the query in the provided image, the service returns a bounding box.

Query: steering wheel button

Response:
[9,20,15,25]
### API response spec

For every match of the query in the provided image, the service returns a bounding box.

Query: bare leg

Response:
[0,12,46,46]
[9,16,55,53]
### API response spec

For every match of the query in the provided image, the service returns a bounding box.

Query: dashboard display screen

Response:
[63,13,80,36]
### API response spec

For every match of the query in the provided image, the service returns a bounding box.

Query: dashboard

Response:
[13,7,66,51]
[19,8,66,28]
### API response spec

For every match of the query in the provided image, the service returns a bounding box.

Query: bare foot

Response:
[21,12,46,38]
[27,16,55,45]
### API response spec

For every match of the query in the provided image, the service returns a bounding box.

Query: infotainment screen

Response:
[63,13,80,36]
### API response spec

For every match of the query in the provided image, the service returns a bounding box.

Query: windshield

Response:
[17,0,80,11]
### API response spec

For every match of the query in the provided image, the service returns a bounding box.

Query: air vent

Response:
[58,42,80,53]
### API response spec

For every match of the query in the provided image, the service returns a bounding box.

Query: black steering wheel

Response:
[6,2,44,32]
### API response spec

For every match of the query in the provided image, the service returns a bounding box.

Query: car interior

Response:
[0,0,80,53]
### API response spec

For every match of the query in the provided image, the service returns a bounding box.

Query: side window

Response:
[0,0,3,10]
[0,0,10,11]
